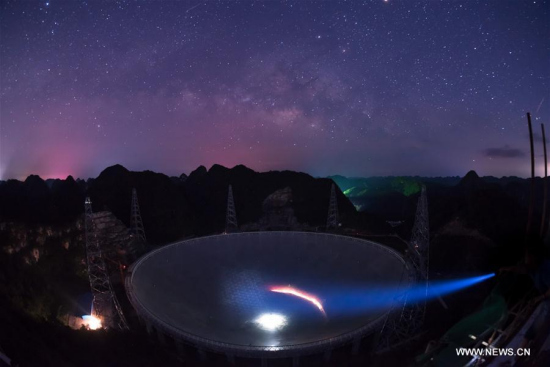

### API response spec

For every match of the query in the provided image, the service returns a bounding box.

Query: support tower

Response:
[377,185,429,352]
[84,197,129,330]
[130,188,147,243]
[326,183,339,229]
[225,185,238,233]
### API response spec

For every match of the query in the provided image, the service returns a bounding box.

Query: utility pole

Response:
[540,124,548,238]
[526,113,535,237]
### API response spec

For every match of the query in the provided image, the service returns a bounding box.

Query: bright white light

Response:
[254,313,287,332]
[83,315,102,330]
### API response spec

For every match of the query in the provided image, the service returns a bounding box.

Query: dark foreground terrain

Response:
[0,164,548,366]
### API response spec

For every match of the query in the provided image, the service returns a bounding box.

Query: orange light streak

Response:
[270,286,326,316]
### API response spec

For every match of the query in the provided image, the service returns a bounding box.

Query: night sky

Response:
[1,1,549,180]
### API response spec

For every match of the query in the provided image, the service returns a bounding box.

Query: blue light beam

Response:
[229,273,495,319]
[324,273,495,316]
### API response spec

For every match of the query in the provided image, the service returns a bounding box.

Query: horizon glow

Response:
[1,2,548,180]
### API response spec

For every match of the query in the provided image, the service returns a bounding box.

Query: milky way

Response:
[1,1,548,179]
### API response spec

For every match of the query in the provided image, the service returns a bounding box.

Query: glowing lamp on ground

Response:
[82,315,102,330]
[254,313,287,332]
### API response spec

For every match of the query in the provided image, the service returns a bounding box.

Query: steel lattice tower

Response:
[225,185,238,233]
[377,185,429,352]
[84,197,129,330]
[130,188,147,243]
[326,183,339,229]
[409,185,430,284]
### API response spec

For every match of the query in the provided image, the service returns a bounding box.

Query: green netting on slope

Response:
[443,294,507,345]
[416,293,508,366]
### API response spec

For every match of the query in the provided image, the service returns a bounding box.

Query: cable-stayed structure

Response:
[326,183,339,229]
[130,188,147,243]
[84,197,129,330]
[225,185,238,233]
[377,185,429,352]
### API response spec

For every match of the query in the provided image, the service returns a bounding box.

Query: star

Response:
[0,0,546,179]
